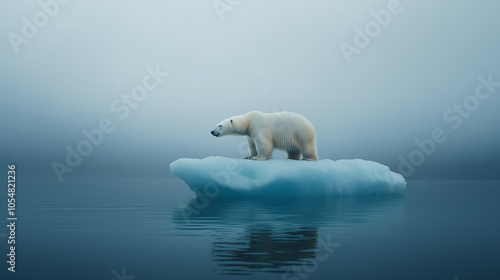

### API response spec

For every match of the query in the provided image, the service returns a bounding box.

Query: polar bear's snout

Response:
[211,130,220,137]
[211,124,223,137]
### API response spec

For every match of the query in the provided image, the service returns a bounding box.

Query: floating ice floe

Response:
[170,156,406,197]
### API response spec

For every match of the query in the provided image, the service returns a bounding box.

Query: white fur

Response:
[211,111,318,161]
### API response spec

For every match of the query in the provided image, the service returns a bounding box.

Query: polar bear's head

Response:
[211,118,234,137]
[211,114,249,137]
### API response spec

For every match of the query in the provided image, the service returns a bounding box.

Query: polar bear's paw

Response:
[250,156,270,161]
[243,156,268,160]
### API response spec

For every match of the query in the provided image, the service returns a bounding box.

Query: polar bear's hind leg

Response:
[301,143,318,161]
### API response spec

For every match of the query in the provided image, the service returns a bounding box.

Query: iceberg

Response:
[170,156,406,197]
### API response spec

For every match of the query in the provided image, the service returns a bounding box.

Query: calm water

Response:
[1,178,499,280]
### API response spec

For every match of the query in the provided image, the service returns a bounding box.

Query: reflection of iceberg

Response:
[172,196,404,275]
[213,226,320,275]
[170,156,406,197]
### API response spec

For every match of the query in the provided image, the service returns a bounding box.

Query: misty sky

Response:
[1,0,499,183]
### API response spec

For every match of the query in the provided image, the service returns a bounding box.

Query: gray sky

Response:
[1,0,499,183]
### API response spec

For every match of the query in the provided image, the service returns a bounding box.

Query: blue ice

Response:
[170,157,406,197]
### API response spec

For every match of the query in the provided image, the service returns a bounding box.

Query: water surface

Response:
[1,178,499,280]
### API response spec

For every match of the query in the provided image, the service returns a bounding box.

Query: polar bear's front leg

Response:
[251,132,273,160]
[244,136,258,159]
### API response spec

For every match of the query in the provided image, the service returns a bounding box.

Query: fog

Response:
[1,0,499,183]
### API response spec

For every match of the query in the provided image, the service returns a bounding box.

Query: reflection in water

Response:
[213,226,319,274]
[172,196,404,275]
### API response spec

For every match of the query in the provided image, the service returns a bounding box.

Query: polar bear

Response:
[211,111,318,161]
